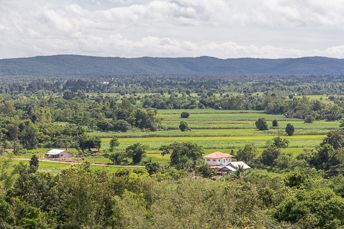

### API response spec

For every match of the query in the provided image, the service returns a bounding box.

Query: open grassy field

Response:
[87,109,339,165]
[92,109,338,151]
[21,109,340,168]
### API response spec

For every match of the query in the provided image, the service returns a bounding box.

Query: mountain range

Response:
[0,55,343,76]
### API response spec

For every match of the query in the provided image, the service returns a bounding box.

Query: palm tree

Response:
[235,165,245,179]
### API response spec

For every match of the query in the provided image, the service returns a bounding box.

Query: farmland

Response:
[97,109,338,150]
[16,108,339,170]
[1,74,344,228]
[80,108,337,166]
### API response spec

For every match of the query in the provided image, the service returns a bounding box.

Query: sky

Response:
[1,0,344,59]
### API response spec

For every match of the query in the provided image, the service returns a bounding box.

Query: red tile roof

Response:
[203,152,234,159]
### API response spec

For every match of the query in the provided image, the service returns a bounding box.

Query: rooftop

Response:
[46,149,66,155]
[203,152,234,159]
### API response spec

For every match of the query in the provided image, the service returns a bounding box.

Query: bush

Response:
[284,170,308,188]
[112,120,131,132]
[285,123,295,136]
[261,146,280,166]
[236,144,257,163]
[304,115,315,123]
[180,112,190,118]
[198,164,215,178]
[179,121,190,132]
[321,130,344,149]
[272,120,278,127]
[255,118,269,131]
[272,137,289,148]
[125,143,147,164]
[145,162,161,175]
[274,188,344,228]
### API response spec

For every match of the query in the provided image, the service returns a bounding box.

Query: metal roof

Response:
[46,149,66,155]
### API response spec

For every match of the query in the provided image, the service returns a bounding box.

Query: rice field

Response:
[93,109,338,151]
[21,109,340,168]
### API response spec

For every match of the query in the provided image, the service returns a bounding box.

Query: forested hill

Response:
[0,55,344,76]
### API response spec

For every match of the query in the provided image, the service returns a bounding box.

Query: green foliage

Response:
[329,175,344,198]
[180,112,190,118]
[112,120,131,132]
[274,188,344,228]
[272,137,289,148]
[322,130,344,150]
[272,120,278,127]
[309,144,340,170]
[285,123,295,136]
[197,164,215,178]
[255,118,268,130]
[125,143,147,164]
[109,137,120,152]
[284,170,309,188]
[261,146,281,166]
[160,142,203,170]
[1,76,344,228]
[29,155,39,173]
[179,121,190,132]
[19,121,39,149]
[109,153,127,165]
[145,162,161,175]
[79,135,101,153]
[236,144,257,163]
[304,115,315,123]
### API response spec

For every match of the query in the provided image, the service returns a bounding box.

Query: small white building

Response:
[45,149,72,159]
[203,152,234,166]
[218,161,251,173]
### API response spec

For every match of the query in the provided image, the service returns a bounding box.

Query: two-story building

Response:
[203,151,250,173]
[203,152,233,167]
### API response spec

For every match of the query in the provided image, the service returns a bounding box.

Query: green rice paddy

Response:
[21,109,340,169]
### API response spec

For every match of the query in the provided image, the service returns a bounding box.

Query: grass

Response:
[101,135,325,150]
[9,108,339,172]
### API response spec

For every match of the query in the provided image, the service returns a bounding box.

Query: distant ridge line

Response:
[0,55,343,76]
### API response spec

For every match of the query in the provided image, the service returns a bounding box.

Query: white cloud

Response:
[0,0,344,58]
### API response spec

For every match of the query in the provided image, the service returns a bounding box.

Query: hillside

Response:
[0,55,343,76]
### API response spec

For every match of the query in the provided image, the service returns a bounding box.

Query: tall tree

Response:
[160,142,203,170]
[125,143,147,164]
[255,118,268,131]
[285,123,295,136]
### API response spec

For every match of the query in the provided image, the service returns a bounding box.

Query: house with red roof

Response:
[203,152,233,167]
[203,152,251,174]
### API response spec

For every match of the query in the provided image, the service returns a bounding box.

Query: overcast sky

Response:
[1,0,344,59]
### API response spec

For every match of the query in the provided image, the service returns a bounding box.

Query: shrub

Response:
[180,112,190,118]
[285,123,295,136]
[236,144,257,163]
[255,118,269,131]
[272,120,279,127]
[272,137,289,148]
[261,146,280,166]
[304,115,315,123]
[112,120,131,132]
[179,121,190,132]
